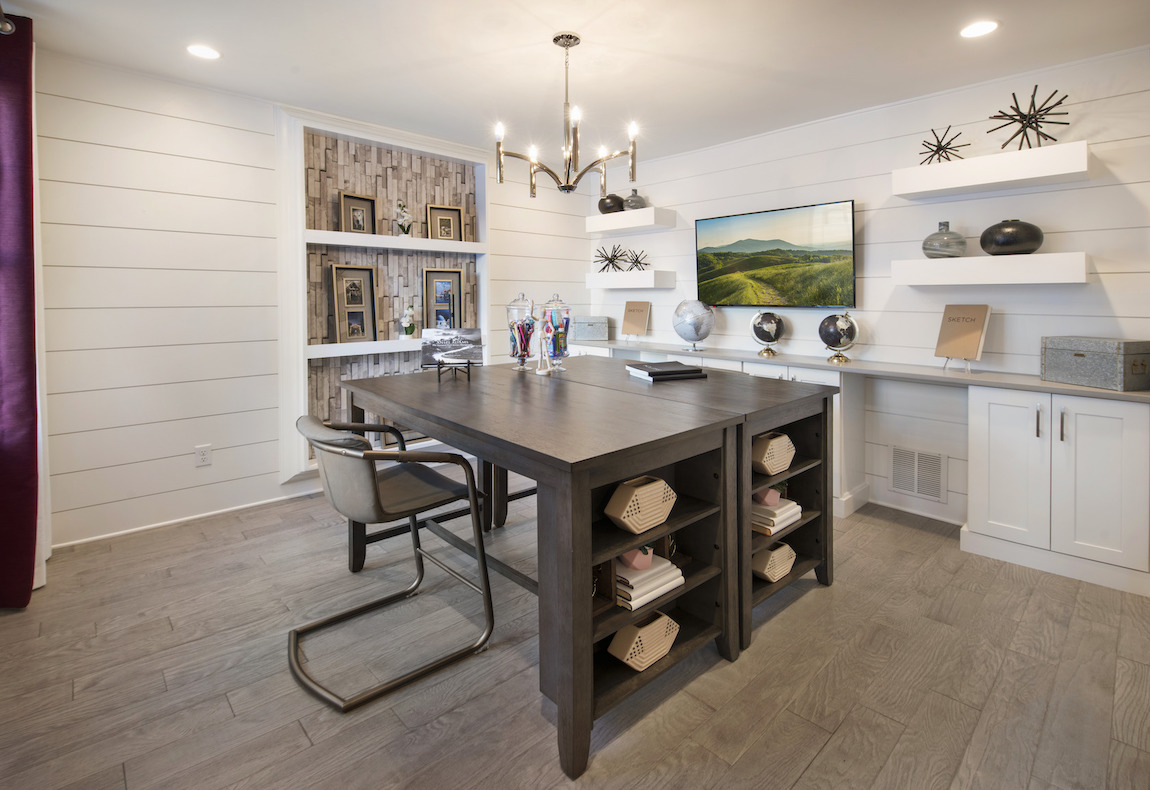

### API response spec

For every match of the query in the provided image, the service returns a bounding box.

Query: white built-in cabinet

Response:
[744,361,866,517]
[968,386,1150,571]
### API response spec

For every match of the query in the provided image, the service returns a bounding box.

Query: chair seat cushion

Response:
[377,462,472,519]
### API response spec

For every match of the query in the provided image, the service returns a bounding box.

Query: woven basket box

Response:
[604,476,677,533]
[751,542,797,583]
[607,611,680,671]
[751,432,796,475]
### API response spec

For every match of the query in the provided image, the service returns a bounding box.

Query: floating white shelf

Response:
[305,228,488,255]
[891,141,1089,198]
[585,206,677,235]
[891,252,1090,286]
[305,338,424,359]
[585,269,678,289]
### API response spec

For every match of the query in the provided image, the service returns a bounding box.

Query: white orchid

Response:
[400,305,416,328]
[396,200,413,234]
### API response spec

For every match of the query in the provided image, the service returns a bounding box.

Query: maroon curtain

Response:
[0,14,38,609]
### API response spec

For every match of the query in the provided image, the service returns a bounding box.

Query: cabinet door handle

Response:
[1036,403,1041,438]
[1060,408,1067,442]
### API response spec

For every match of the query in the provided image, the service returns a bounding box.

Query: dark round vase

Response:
[597,194,624,214]
[980,219,1044,255]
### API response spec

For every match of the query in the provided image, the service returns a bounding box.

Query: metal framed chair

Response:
[291,415,495,712]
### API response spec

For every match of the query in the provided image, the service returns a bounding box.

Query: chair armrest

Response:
[325,421,406,451]
[365,449,482,497]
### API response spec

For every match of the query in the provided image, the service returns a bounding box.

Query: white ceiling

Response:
[6,0,1150,160]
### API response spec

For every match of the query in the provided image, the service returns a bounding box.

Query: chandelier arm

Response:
[530,160,564,188]
[571,152,626,189]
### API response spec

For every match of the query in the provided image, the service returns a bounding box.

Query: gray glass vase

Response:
[922,221,967,258]
[623,189,647,210]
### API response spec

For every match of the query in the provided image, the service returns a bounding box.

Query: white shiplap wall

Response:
[584,47,1150,523]
[37,52,316,545]
[485,168,593,350]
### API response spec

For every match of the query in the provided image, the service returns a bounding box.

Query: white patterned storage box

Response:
[1041,336,1150,391]
[607,611,680,670]
[604,476,677,534]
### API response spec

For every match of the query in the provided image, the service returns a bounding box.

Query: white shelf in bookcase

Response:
[585,270,677,289]
[305,338,424,359]
[891,252,1089,285]
[305,228,487,254]
[586,206,676,235]
[891,141,1089,198]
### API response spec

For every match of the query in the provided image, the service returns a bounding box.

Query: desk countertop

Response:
[573,340,1150,405]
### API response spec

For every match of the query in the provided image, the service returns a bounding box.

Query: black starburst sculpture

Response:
[988,85,1069,150]
[919,125,970,165]
[595,244,626,272]
[625,250,649,271]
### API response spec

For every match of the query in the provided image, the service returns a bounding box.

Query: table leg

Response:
[493,466,508,527]
[536,474,594,779]
[480,460,494,531]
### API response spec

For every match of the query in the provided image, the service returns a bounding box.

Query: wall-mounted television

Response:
[695,199,855,308]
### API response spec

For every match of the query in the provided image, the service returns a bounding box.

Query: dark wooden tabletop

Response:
[341,360,742,477]
[544,355,838,423]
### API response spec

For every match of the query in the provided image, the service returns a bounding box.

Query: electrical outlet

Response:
[194,444,212,467]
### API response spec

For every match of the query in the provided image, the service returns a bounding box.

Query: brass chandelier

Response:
[495,32,637,198]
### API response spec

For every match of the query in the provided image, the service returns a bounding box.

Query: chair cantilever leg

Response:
[288,504,495,713]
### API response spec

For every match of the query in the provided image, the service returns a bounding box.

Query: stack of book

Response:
[624,361,707,381]
[615,554,685,610]
[751,497,802,536]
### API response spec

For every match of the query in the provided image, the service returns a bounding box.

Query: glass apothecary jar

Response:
[507,292,535,371]
[540,293,571,370]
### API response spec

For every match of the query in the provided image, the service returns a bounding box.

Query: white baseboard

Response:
[834,481,870,518]
[960,525,1150,596]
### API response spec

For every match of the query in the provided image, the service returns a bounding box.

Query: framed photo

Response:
[331,264,377,343]
[426,204,464,242]
[339,192,376,234]
[423,268,462,330]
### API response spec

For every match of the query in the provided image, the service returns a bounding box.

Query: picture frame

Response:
[339,192,377,234]
[331,264,377,343]
[426,204,464,242]
[423,268,462,330]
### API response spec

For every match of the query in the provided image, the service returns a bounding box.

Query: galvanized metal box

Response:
[1041,336,1150,391]
[572,315,609,342]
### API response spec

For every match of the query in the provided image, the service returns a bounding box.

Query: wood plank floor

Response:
[2,489,1150,789]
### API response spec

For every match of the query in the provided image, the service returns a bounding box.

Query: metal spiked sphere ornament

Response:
[625,250,649,271]
[919,125,970,165]
[595,244,626,272]
[988,85,1069,150]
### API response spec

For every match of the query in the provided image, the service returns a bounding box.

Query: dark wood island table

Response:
[341,355,835,778]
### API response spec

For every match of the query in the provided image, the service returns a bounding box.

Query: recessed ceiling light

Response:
[960,20,998,38]
[187,44,220,60]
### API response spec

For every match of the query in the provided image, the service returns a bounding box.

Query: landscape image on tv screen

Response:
[695,199,855,308]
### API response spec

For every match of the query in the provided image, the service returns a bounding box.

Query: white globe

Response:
[672,300,715,346]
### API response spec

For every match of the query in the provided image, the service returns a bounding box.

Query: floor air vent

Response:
[889,446,947,503]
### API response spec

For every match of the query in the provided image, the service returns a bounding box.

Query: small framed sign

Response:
[935,304,990,361]
[339,192,376,234]
[331,264,377,342]
[427,204,464,242]
[622,301,651,335]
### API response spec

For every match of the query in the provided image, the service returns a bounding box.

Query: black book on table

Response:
[624,360,704,378]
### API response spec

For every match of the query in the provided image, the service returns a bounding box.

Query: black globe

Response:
[818,313,858,351]
[750,312,785,345]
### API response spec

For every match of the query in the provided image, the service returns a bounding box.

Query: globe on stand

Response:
[672,300,714,351]
[750,311,785,357]
[818,312,858,365]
